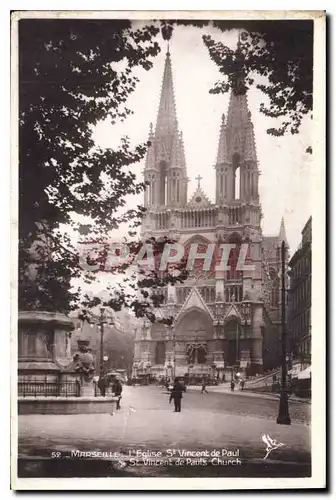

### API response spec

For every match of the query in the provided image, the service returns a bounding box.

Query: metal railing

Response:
[18,377,81,397]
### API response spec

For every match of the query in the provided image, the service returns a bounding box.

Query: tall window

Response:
[197,347,206,364]
[155,342,166,364]
[232,153,240,200]
[227,233,243,281]
[235,167,240,200]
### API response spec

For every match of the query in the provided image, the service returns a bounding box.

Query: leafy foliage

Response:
[161,19,313,136]
[19,18,313,321]
[19,19,188,320]
[202,20,313,136]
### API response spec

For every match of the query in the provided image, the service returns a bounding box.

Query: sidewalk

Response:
[186,384,311,404]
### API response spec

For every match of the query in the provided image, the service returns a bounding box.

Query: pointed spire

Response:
[226,41,257,163]
[155,51,178,138]
[216,113,229,165]
[146,46,188,207]
[278,217,288,245]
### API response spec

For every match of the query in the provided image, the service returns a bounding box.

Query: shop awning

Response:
[288,364,302,377]
[297,366,311,380]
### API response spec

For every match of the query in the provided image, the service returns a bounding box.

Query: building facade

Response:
[288,216,312,366]
[133,46,286,381]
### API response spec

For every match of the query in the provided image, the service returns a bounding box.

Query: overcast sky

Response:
[92,22,312,255]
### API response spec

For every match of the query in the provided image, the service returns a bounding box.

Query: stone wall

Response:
[18,397,118,415]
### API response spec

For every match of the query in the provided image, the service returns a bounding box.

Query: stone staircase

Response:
[246,368,281,389]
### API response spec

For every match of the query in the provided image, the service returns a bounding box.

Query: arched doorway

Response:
[224,319,242,366]
[175,308,212,342]
[175,308,213,367]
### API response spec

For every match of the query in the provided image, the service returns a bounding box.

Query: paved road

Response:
[128,385,310,425]
[18,386,311,479]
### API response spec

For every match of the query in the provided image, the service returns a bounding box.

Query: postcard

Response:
[11,9,326,490]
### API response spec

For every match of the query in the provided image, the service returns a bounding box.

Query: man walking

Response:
[169,377,184,412]
[113,378,123,410]
[201,380,208,395]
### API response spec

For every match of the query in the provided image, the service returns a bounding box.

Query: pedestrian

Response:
[230,380,235,392]
[169,377,184,412]
[201,380,208,394]
[113,378,123,410]
[98,376,106,397]
[240,379,245,391]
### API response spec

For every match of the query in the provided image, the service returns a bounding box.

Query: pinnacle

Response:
[278,217,288,244]
[216,114,229,165]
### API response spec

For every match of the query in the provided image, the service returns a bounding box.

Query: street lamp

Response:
[241,299,251,376]
[79,307,114,380]
[277,240,291,425]
[241,300,250,335]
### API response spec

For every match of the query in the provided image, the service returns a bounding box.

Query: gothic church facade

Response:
[133,47,286,381]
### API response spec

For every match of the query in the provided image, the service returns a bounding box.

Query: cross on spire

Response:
[196,175,203,189]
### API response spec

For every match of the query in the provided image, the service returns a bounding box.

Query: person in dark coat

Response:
[113,379,123,410]
[98,376,106,397]
[230,380,235,392]
[169,378,184,412]
[201,380,208,394]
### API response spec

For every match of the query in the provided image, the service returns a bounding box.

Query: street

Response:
[18,386,311,478]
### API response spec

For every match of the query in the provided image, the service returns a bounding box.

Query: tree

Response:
[202,20,313,137]
[19,19,187,320]
[162,20,313,137]
[19,18,313,320]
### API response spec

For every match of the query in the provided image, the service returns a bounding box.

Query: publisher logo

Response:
[261,434,284,460]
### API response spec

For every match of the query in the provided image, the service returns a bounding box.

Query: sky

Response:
[92,22,312,256]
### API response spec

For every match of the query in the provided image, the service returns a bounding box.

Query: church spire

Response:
[215,34,259,204]
[225,36,254,162]
[155,50,178,139]
[144,47,188,208]
[278,217,288,245]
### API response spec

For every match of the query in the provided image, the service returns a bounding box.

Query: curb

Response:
[186,387,311,404]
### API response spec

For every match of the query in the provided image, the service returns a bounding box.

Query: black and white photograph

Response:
[11,10,326,490]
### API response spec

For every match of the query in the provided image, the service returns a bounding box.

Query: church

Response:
[132,42,287,382]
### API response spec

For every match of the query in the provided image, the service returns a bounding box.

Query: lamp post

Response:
[172,326,176,380]
[241,300,250,376]
[222,351,226,382]
[103,355,109,371]
[277,240,291,425]
[99,308,105,379]
[80,307,114,380]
